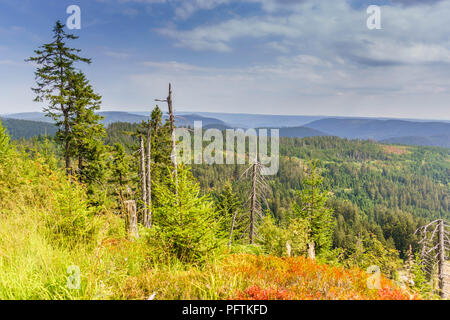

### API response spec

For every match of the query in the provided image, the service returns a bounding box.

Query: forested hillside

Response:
[17,116,450,261]
[0,119,420,300]
[0,118,57,140]
[101,122,449,260]
[1,20,446,301]
[4,111,449,148]
[196,137,449,258]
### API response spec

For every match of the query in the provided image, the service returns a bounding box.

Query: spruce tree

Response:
[148,106,171,167]
[152,165,223,263]
[213,182,244,243]
[293,160,335,255]
[26,21,91,173]
[108,142,132,212]
[68,71,106,187]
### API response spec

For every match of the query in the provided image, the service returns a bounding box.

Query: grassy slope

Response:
[0,145,416,300]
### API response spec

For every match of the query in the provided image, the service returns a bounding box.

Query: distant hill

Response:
[174,112,325,129]
[203,123,233,130]
[2,111,449,148]
[304,118,450,147]
[0,112,229,140]
[0,118,57,140]
[172,114,227,128]
[278,126,327,138]
[2,111,227,128]
[1,112,52,123]
[381,134,450,149]
[1,111,148,126]
[98,112,148,125]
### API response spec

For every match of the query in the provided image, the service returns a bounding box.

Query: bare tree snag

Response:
[242,161,269,245]
[156,83,178,195]
[124,200,139,239]
[416,219,449,299]
[406,244,413,282]
[249,163,257,244]
[439,219,445,297]
[228,210,238,249]
[145,119,152,228]
[168,83,178,192]
[286,241,292,257]
[308,242,316,260]
[139,135,147,225]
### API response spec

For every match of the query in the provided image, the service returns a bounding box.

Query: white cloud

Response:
[157,13,306,52]
[104,0,309,19]
[142,60,213,71]
[173,0,230,19]
[363,41,450,64]
[95,0,450,119]
[157,0,450,69]
[11,0,450,119]
[104,50,131,59]
[107,46,450,119]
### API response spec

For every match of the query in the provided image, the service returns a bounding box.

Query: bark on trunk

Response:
[167,83,178,194]
[438,219,445,298]
[228,210,238,248]
[249,163,257,244]
[124,200,139,239]
[63,110,71,175]
[308,242,316,260]
[145,120,152,228]
[139,135,147,225]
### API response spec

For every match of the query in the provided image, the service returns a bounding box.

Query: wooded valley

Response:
[0,20,449,300]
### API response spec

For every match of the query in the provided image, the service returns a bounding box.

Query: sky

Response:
[0,0,450,120]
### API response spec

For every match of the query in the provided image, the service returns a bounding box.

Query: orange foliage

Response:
[226,254,418,300]
[235,286,294,300]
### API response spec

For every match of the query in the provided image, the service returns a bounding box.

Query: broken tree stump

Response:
[124,200,139,239]
[308,242,315,260]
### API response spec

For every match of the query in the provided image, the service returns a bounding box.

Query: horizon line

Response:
[1,109,449,123]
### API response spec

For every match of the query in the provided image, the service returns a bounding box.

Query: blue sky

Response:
[0,0,449,119]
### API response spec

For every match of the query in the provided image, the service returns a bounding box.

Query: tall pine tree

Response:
[26,20,91,174]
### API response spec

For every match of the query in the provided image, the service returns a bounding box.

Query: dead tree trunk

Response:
[167,84,178,193]
[242,161,269,245]
[286,241,292,257]
[406,244,413,282]
[156,83,178,195]
[139,135,147,225]
[308,242,316,260]
[63,109,72,176]
[228,210,238,249]
[249,163,257,244]
[145,120,152,228]
[416,219,449,299]
[124,200,139,239]
[439,219,445,298]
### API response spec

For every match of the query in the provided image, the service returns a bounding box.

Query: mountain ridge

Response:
[2,111,449,148]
